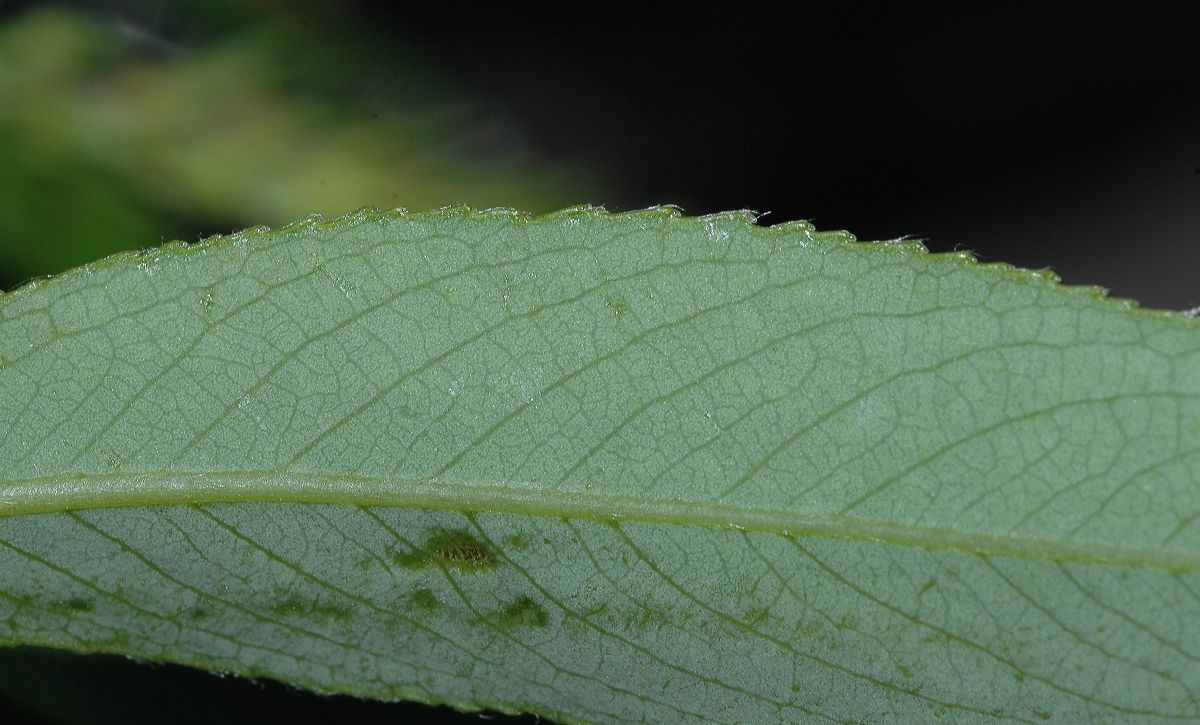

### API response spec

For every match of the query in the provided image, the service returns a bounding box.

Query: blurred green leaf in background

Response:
[0,2,598,290]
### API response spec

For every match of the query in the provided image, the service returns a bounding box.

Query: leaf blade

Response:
[2,208,1199,722]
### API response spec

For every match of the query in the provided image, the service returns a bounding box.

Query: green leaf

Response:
[0,8,597,287]
[2,207,1199,723]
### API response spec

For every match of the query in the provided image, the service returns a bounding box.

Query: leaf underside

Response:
[2,207,1199,723]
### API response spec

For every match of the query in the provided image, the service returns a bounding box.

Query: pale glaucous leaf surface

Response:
[2,207,1199,723]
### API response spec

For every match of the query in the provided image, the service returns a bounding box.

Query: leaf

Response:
[2,207,1199,723]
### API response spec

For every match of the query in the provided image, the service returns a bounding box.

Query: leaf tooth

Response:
[541,204,610,221]
[763,218,816,234]
[629,204,683,218]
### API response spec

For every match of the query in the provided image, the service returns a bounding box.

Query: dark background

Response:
[0,2,1198,723]
[397,2,1200,311]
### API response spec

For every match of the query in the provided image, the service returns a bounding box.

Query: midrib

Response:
[0,469,1194,573]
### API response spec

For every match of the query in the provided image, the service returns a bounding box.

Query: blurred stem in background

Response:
[0,2,600,290]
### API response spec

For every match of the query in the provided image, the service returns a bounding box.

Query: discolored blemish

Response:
[1033,709,1051,720]
[506,533,532,551]
[187,606,209,621]
[392,530,498,571]
[605,295,630,317]
[269,593,352,622]
[433,535,493,568]
[8,592,35,609]
[355,557,372,571]
[408,588,441,612]
[498,596,548,628]
[623,607,669,632]
[62,596,94,612]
